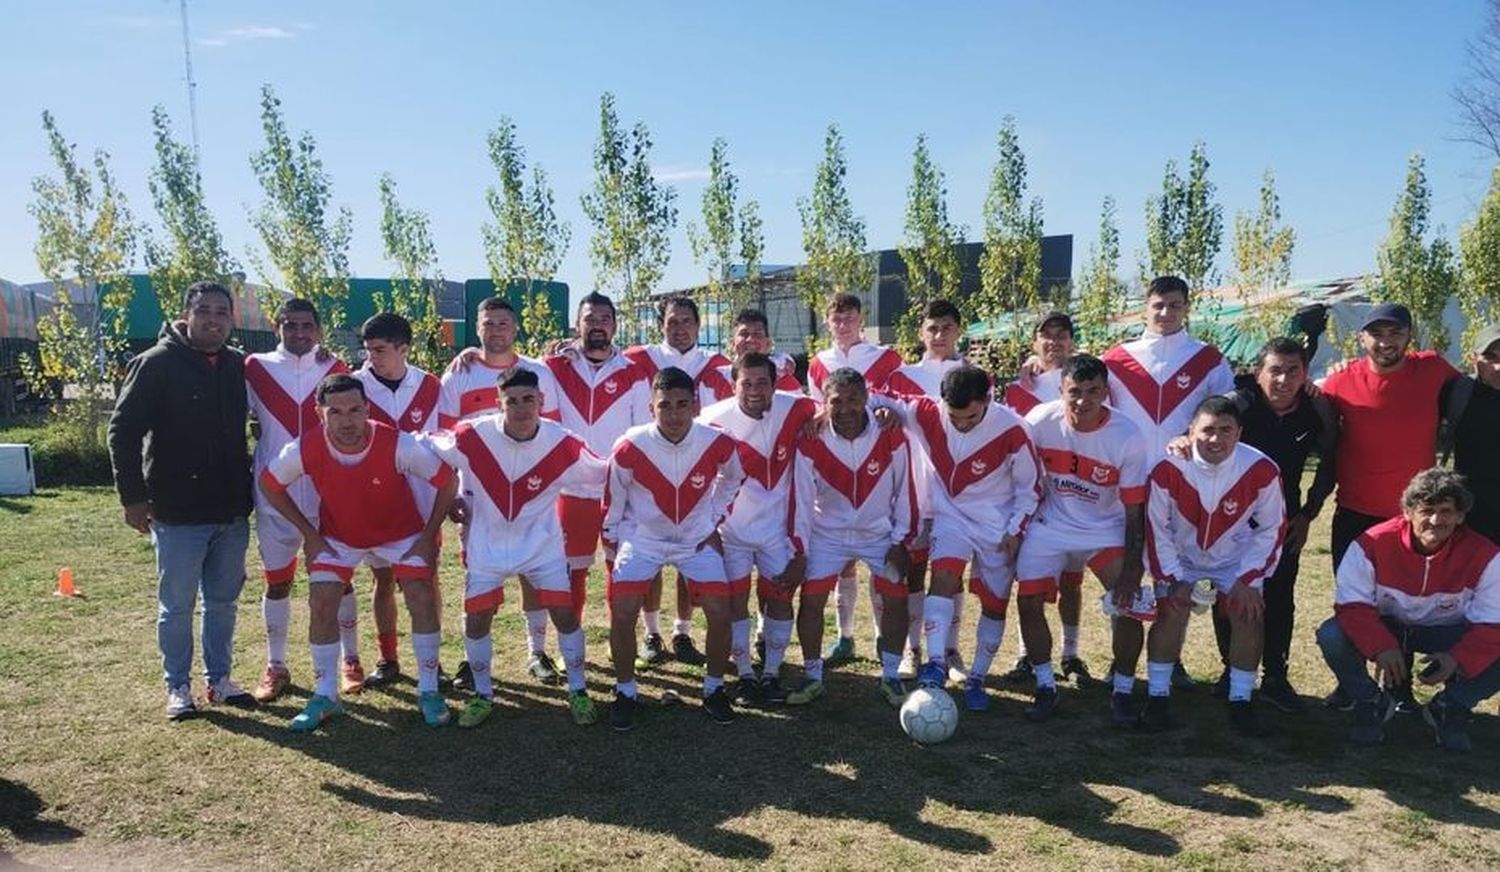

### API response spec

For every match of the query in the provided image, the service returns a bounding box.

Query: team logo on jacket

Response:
[970,459,988,475]
[689,473,707,490]
[1175,373,1193,390]
[410,408,423,424]
[865,459,882,476]
[1222,498,1239,516]
[1438,594,1461,613]
[1090,465,1112,484]
[775,444,788,461]
[526,475,543,492]
[371,476,383,486]
[603,379,618,395]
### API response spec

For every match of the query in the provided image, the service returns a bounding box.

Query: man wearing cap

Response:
[1440,322,1500,545]
[1002,311,1076,416]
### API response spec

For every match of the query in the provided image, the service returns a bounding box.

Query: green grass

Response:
[3,487,1500,869]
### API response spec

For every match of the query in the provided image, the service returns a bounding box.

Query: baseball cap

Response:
[1359,303,1412,331]
[1034,311,1074,336]
[1475,321,1500,356]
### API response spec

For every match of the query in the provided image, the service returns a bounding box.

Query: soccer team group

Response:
[122,275,1500,748]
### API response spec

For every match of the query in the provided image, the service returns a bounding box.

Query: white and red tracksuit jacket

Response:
[626,342,734,408]
[245,344,348,518]
[1336,517,1500,678]
[1104,330,1235,457]
[699,392,818,554]
[1145,443,1286,589]
[543,348,653,501]
[880,356,965,527]
[795,408,918,549]
[436,353,559,430]
[808,341,904,400]
[601,422,746,552]
[1002,368,1063,416]
[716,351,802,393]
[355,363,443,515]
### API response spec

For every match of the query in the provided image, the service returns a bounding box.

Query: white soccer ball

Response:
[899,687,959,745]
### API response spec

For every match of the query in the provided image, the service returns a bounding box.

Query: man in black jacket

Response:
[108,281,254,720]
[1441,322,1500,545]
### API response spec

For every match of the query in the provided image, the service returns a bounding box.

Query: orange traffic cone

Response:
[54,566,77,598]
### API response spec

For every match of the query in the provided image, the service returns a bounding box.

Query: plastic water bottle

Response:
[1190,579,1218,615]
[1100,584,1157,622]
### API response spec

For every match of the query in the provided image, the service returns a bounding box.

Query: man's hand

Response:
[446,347,483,374]
[1284,513,1312,555]
[873,406,901,431]
[400,532,438,569]
[1419,652,1459,686]
[123,502,152,535]
[546,338,577,358]
[1165,435,1192,460]
[303,531,338,564]
[1226,583,1265,622]
[1111,577,1142,611]
[884,544,912,581]
[1302,380,1323,398]
[999,532,1020,561]
[777,553,808,592]
[1373,648,1408,687]
[1165,581,1194,611]
[1017,354,1044,388]
[447,497,470,525]
[696,530,724,555]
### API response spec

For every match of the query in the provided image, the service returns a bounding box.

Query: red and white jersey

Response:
[245,345,348,515]
[261,421,452,549]
[699,392,818,553]
[543,348,652,499]
[796,408,918,548]
[808,341,904,400]
[1103,330,1234,457]
[884,356,965,399]
[1145,443,1285,589]
[1335,517,1500,678]
[1002,368,1063,416]
[436,353,559,430]
[717,351,802,393]
[1025,401,1150,551]
[355,363,442,435]
[625,342,734,408]
[421,417,607,573]
[880,394,1041,543]
[601,422,745,551]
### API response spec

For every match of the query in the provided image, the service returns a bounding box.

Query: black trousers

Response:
[1330,506,1387,575]
[1213,547,1300,679]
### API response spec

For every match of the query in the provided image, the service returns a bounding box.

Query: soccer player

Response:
[601,367,746,731]
[1012,354,1150,721]
[353,313,446,689]
[719,308,802,392]
[1002,311,1076,415]
[258,374,458,731]
[797,367,918,706]
[1143,396,1285,736]
[244,299,353,703]
[699,352,818,704]
[423,368,607,728]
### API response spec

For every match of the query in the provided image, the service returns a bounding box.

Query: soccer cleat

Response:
[569,690,599,726]
[1026,686,1059,722]
[451,661,473,693]
[753,635,766,668]
[1349,691,1395,746]
[252,666,292,703]
[880,677,909,708]
[672,633,707,666]
[946,649,968,683]
[918,661,947,690]
[760,675,788,705]
[1059,656,1096,686]
[823,636,856,667]
[289,694,343,732]
[703,687,736,725]
[1228,700,1272,737]
[418,691,450,727]
[1259,675,1307,714]
[610,692,637,732]
[206,677,255,708]
[364,659,401,689]
[1138,696,1173,732]
[635,633,668,670]
[1109,691,1137,728]
[1000,656,1034,685]
[898,647,921,681]
[528,652,561,685]
[458,695,494,729]
[437,664,454,691]
[1423,694,1473,753]
[1170,661,1195,692]
[963,676,991,712]
[1391,683,1421,716]
[1212,666,1231,699]
[340,659,366,696]
[787,677,826,706]
[166,684,197,721]
[734,675,764,706]
[1323,685,1355,712]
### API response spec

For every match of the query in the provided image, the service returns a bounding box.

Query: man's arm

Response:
[600,441,634,554]
[1235,470,1287,591]
[1144,465,1186,585]
[1001,428,1042,550]
[1446,554,1500,680]
[1332,540,1402,660]
[107,354,159,532]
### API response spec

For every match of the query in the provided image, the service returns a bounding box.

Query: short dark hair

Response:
[1254,336,1310,369]
[827,293,862,314]
[733,308,769,331]
[1402,467,1475,514]
[1060,354,1109,385]
[577,291,616,319]
[316,373,366,405]
[660,296,700,324]
[361,312,413,346]
[498,366,539,391]
[1192,394,1242,426]
[941,365,991,408]
[1146,275,1190,301]
[478,296,516,316]
[652,366,696,396]
[923,299,962,324]
[824,367,867,395]
[184,281,234,312]
[731,351,777,383]
[276,297,319,327]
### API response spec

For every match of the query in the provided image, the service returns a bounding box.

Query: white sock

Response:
[1229,667,1256,703]
[1113,671,1136,695]
[731,619,753,678]
[878,650,899,681]
[310,642,340,700]
[1034,661,1056,690]
[806,657,825,682]
[673,618,693,637]
[755,610,767,639]
[949,593,966,652]
[703,674,724,697]
[643,610,661,636]
[1061,624,1080,658]
[525,609,548,656]
[263,596,290,667]
[763,618,793,675]
[616,680,638,699]
[337,588,359,662]
[464,634,494,698]
[971,615,1005,677]
[1147,660,1174,698]
[1016,625,1030,659]
[906,591,925,649]
[869,587,885,643]
[412,632,442,693]
[558,628,587,692]
[835,572,858,639]
[923,595,954,665]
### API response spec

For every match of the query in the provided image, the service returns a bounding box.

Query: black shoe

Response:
[610,692,637,732]
[450,661,471,693]
[1212,666,1230,699]
[753,636,766,668]
[1424,694,1473,753]
[636,633,667,669]
[1324,685,1355,711]
[1026,686,1059,722]
[734,675,764,706]
[1000,656,1033,685]
[1138,695,1173,732]
[704,687,735,724]
[1059,656,1096,686]
[1350,691,1395,745]
[672,633,706,666]
[364,659,402,688]
[1170,661,1195,692]
[1228,700,1272,737]
[1391,683,1421,715]
[1110,691,1137,728]
[1259,675,1307,714]
[760,675,788,705]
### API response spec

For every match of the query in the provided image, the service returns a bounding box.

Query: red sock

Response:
[570,569,588,621]
[378,632,399,662]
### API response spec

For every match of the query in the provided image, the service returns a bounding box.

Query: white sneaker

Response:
[206,677,254,707]
[166,685,197,720]
[946,649,969,684]
[898,647,921,681]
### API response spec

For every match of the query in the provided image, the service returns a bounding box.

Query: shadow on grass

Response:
[0,778,82,846]
[0,497,34,515]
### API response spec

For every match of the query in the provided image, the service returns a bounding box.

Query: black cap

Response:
[1475,321,1500,355]
[1034,311,1074,336]
[1359,303,1412,331]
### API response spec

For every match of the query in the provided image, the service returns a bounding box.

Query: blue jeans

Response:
[153,518,250,688]
[1315,616,1500,711]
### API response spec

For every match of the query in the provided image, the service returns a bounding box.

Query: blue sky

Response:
[2,2,1495,302]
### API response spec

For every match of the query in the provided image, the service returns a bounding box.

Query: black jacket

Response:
[107,322,252,524]
[1444,375,1500,542]
[1229,375,1338,520]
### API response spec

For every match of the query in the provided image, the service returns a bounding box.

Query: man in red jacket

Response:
[1316,468,1500,753]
